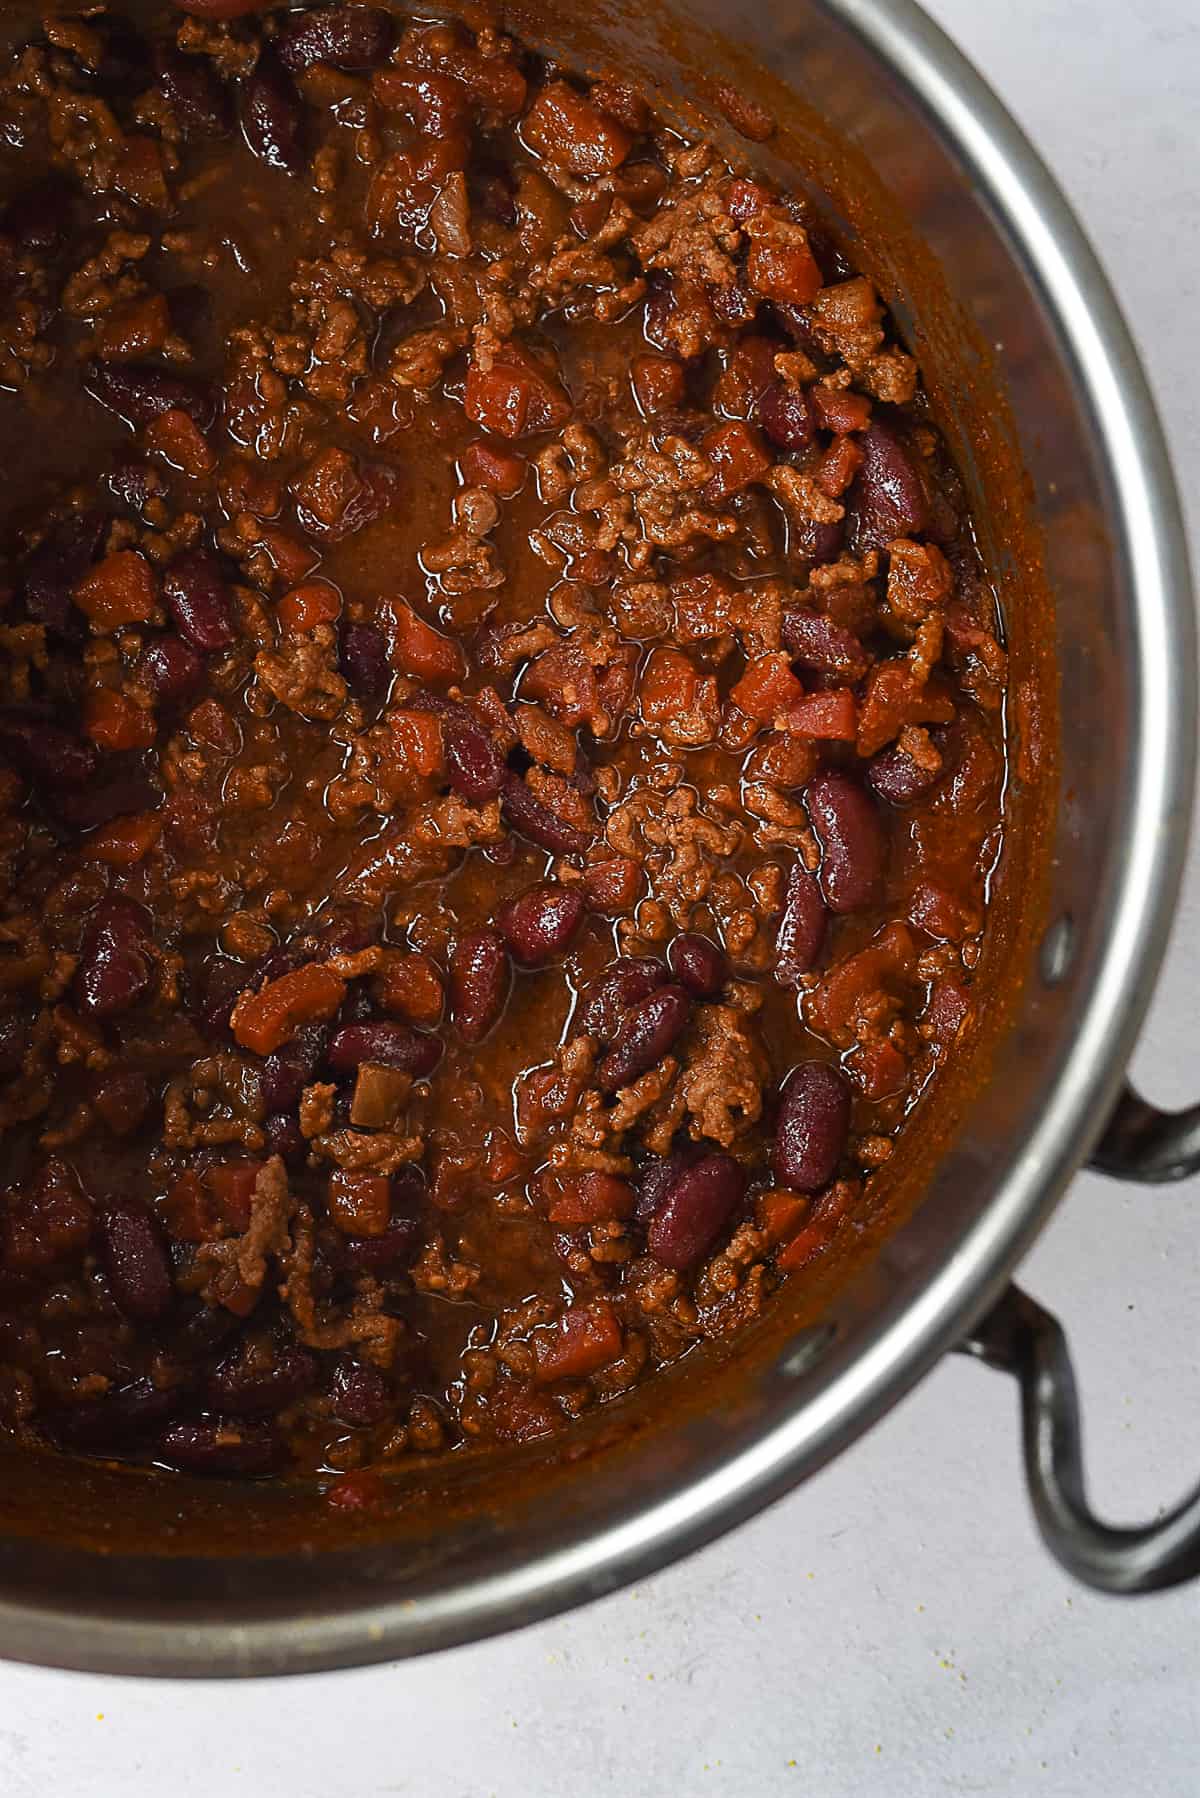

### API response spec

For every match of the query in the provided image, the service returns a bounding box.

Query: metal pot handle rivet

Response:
[954,1084,1200,1592]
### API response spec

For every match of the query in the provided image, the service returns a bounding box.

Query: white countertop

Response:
[6,2,1200,1792]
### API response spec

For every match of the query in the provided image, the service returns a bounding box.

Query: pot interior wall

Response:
[0,0,1158,1672]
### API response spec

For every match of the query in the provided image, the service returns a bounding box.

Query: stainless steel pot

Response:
[1,0,1196,1674]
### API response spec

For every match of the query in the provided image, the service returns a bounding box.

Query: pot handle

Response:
[1087,1079,1200,1182]
[958,1283,1200,1592]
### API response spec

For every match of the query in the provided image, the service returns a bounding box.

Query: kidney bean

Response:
[449,929,510,1043]
[167,1301,241,1364]
[772,1062,851,1192]
[75,898,154,1018]
[781,608,870,679]
[21,509,105,637]
[162,550,236,653]
[263,1114,304,1168]
[327,1020,443,1078]
[339,622,392,704]
[154,43,231,137]
[329,1354,391,1426]
[867,740,943,805]
[633,1145,696,1223]
[158,1418,281,1477]
[85,361,216,431]
[207,1345,316,1416]
[775,860,828,986]
[596,984,691,1093]
[137,634,205,710]
[578,956,666,1040]
[0,707,98,787]
[757,380,813,451]
[54,1377,176,1454]
[261,1022,327,1111]
[501,771,592,858]
[804,770,885,913]
[276,6,395,72]
[445,715,506,803]
[191,953,245,1038]
[495,882,585,968]
[849,420,929,551]
[336,1214,423,1273]
[667,934,727,997]
[98,1200,173,1322]
[242,50,306,175]
[648,1151,745,1268]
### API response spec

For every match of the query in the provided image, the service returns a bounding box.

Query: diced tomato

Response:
[220,458,283,520]
[187,697,240,755]
[464,342,570,439]
[459,438,526,497]
[700,419,771,503]
[806,922,916,1050]
[204,1161,261,1233]
[925,979,971,1047]
[856,661,955,757]
[639,647,700,726]
[114,135,169,210]
[533,1301,623,1383]
[230,962,347,1055]
[257,526,319,587]
[328,1170,392,1238]
[780,687,858,741]
[83,811,162,865]
[755,1189,810,1246]
[523,80,634,177]
[144,407,215,478]
[730,652,806,722]
[73,550,157,629]
[776,1221,831,1272]
[726,177,773,221]
[848,1037,909,1101]
[747,235,822,305]
[490,1383,560,1443]
[374,952,444,1025]
[388,708,445,778]
[815,434,863,499]
[162,1171,213,1244]
[83,687,156,752]
[385,597,465,686]
[811,385,872,434]
[277,581,341,635]
[570,192,613,238]
[908,881,978,941]
[743,731,817,789]
[97,293,170,363]
[545,1171,636,1226]
[587,79,651,133]
[631,354,685,418]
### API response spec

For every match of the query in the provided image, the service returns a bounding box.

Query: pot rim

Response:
[2,0,1195,1676]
